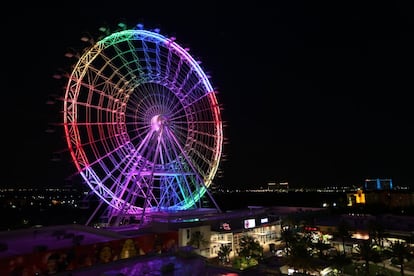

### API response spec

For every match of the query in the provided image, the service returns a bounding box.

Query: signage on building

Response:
[220,222,231,231]
[260,217,268,224]
[244,218,256,229]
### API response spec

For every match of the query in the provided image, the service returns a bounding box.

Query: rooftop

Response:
[0,224,125,260]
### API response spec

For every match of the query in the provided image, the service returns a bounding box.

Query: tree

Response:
[187,231,208,250]
[281,214,298,228]
[217,244,232,264]
[238,235,263,260]
[335,219,352,255]
[386,240,413,276]
[368,220,385,247]
[312,240,332,259]
[283,234,324,274]
[281,227,297,256]
[329,251,352,274]
[355,239,378,275]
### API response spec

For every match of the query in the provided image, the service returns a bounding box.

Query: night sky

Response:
[3,2,414,190]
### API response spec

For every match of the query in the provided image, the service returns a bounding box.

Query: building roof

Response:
[0,224,125,260]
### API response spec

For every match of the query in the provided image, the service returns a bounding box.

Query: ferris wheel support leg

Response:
[205,186,222,213]
[113,207,131,227]
[85,199,105,226]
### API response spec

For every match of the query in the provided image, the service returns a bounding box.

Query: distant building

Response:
[364,178,393,191]
[267,181,288,192]
[347,189,366,206]
[346,189,414,209]
[365,190,414,208]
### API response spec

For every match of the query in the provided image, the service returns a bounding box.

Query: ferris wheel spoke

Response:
[164,127,205,190]
[126,128,165,203]
[108,127,158,205]
[153,129,196,207]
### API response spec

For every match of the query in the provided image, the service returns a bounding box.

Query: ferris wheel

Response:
[62,25,224,225]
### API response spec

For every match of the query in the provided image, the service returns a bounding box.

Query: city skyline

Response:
[3,2,414,190]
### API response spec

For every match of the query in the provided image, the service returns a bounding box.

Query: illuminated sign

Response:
[304,226,318,231]
[260,218,268,224]
[244,219,256,229]
[220,223,231,231]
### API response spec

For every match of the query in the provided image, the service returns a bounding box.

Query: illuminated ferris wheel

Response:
[62,25,224,225]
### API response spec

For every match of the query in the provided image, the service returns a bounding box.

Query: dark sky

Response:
[3,2,414,190]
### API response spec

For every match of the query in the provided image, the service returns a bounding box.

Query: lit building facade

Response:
[267,181,289,192]
[364,178,393,190]
[176,208,282,259]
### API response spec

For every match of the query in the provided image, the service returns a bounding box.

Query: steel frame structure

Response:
[63,28,223,226]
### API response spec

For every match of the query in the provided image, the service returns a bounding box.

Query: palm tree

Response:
[187,231,208,251]
[355,239,378,275]
[368,220,385,247]
[329,251,352,274]
[282,214,298,228]
[217,244,232,264]
[238,235,263,260]
[386,240,413,276]
[281,227,296,256]
[284,234,323,274]
[312,240,332,259]
[335,219,352,255]
[232,235,263,270]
